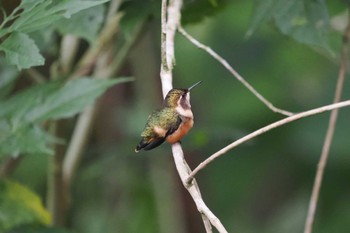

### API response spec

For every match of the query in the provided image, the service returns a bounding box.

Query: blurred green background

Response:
[1,0,350,232]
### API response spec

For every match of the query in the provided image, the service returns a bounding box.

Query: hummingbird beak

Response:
[187,81,202,91]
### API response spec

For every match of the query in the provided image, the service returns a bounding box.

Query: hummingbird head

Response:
[164,81,202,109]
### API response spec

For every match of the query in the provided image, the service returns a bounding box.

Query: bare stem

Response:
[59,35,80,74]
[160,0,228,232]
[25,68,46,84]
[178,26,293,116]
[62,19,144,190]
[188,99,350,181]
[0,156,22,178]
[303,10,350,233]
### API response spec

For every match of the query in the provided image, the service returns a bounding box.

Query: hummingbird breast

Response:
[166,117,193,144]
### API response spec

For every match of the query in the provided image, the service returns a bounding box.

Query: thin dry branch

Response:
[62,18,143,189]
[187,99,350,182]
[160,1,227,232]
[303,10,350,233]
[178,26,293,117]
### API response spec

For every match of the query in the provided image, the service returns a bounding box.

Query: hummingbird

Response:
[135,81,202,152]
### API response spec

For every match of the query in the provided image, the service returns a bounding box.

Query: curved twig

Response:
[178,26,293,117]
[187,100,350,182]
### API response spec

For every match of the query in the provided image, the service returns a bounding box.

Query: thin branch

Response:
[59,35,80,75]
[25,68,46,84]
[304,10,350,233]
[69,13,123,79]
[187,99,350,182]
[178,26,294,117]
[160,0,173,97]
[62,19,144,190]
[172,144,227,233]
[0,156,22,178]
[160,0,228,232]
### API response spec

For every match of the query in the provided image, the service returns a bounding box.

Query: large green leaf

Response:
[55,5,106,43]
[0,123,56,157]
[0,58,19,99]
[13,0,110,33]
[0,0,110,70]
[0,81,60,127]
[0,77,132,157]
[247,0,331,53]
[0,180,51,231]
[0,32,45,70]
[24,78,131,122]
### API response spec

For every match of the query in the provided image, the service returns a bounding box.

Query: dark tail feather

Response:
[135,137,165,152]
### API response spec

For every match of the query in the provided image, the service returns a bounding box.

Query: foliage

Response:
[0,78,131,157]
[0,180,50,231]
[7,225,75,233]
[182,0,228,24]
[0,0,110,70]
[247,0,333,54]
[0,0,349,233]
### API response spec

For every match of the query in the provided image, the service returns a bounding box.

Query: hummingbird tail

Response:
[135,137,165,152]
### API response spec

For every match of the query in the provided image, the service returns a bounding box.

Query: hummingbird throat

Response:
[176,93,193,119]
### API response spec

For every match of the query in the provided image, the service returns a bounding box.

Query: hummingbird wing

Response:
[135,108,181,152]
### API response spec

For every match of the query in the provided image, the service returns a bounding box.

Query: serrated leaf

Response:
[247,0,332,53]
[24,78,129,122]
[0,0,110,69]
[11,0,110,33]
[0,58,19,99]
[10,1,56,33]
[0,180,51,231]
[57,0,110,18]
[56,5,105,43]
[0,77,132,157]
[0,123,56,157]
[246,0,279,37]
[273,0,330,48]
[0,81,60,126]
[0,32,44,70]
[19,0,46,11]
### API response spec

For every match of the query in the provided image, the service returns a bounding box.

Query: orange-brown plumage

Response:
[166,118,193,144]
[135,81,201,152]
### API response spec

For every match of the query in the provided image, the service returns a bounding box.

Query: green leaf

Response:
[0,180,51,231]
[10,1,58,34]
[0,81,60,126]
[0,0,110,69]
[56,5,106,43]
[120,0,156,38]
[7,225,75,233]
[0,58,19,99]
[246,0,279,37]
[0,32,44,70]
[25,78,132,122]
[247,0,332,53]
[181,0,228,25]
[55,0,110,18]
[0,77,132,157]
[0,123,56,157]
[12,0,110,33]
